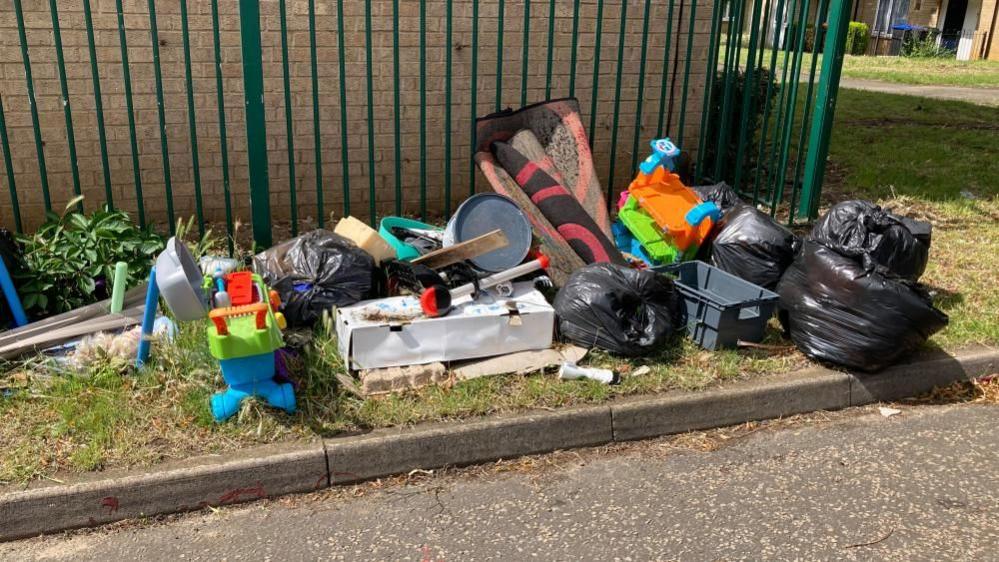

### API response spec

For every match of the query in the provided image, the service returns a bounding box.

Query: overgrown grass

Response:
[0,318,802,484]
[841,56,999,89]
[2,88,998,485]
[725,41,999,89]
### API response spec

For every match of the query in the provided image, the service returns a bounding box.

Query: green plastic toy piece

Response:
[618,196,682,264]
[110,261,128,314]
[205,274,283,360]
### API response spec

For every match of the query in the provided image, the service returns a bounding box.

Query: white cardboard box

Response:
[335,283,555,370]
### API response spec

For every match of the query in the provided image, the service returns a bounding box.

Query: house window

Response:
[873,0,911,33]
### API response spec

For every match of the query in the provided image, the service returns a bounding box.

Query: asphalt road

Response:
[7,402,998,561]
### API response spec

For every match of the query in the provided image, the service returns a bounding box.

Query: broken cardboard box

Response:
[335,282,555,370]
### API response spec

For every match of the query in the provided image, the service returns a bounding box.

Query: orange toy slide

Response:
[627,167,718,252]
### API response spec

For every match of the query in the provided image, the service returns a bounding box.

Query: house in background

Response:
[746,0,997,60]
[852,0,998,59]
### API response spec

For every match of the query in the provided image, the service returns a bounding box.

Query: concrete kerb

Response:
[0,442,329,542]
[1,346,995,541]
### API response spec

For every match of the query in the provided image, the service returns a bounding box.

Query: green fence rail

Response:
[0,0,851,246]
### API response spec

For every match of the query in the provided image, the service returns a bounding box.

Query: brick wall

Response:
[907,0,941,27]
[1,0,713,233]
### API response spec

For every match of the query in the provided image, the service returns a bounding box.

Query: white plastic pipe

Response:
[449,255,550,301]
[558,362,620,384]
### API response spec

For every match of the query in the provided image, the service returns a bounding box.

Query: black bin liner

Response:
[810,200,931,282]
[708,204,800,290]
[253,230,376,327]
[691,182,743,216]
[777,241,948,372]
[554,263,683,356]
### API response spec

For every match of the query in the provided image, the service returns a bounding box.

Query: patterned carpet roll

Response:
[493,141,625,266]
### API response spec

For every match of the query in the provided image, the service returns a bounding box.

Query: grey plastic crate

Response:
[654,261,779,350]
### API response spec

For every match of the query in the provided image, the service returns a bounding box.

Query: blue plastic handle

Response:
[0,255,28,327]
[638,138,681,175]
[135,267,160,368]
[685,202,722,227]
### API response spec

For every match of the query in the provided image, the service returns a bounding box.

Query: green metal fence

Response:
[0,0,851,247]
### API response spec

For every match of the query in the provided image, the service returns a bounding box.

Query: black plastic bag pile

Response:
[692,182,800,290]
[554,263,684,356]
[777,200,947,372]
[253,230,376,327]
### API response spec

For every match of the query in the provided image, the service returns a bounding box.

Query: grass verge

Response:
[841,56,999,89]
[726,40,999,89]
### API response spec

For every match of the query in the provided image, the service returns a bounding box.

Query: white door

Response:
[956,0,981,60]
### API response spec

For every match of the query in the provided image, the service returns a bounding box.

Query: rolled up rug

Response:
[493,140,625,266]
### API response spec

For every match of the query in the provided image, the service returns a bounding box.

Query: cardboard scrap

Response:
[334,216,396,265]
[453,345,588,381]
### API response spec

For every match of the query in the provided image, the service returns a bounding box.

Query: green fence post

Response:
[605,0,630,201]
[469,0,480,197]
[116,0,144,227]
[83,0,113,211]
[568,0,581,98]
[656,0,676,136]
[420,0,428,218]
[147,0,175,233]
[180,0,204,235]
[364,0,377,224]
[49,0,83,211]
[336,0,351,219]
[238,0,272,248]
[0,95,21,232]
[14,0,50,212]
[544,0,556,99]
[799,0,852,220]
[588,0,606,147]
[310,0,326,226]
[278,0,297,236]
[211,0,235,254]
[789,0,830,224]
[393,0,403,215]
[521,0,531,108]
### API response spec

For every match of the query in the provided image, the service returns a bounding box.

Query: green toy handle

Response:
[110,262,128,314]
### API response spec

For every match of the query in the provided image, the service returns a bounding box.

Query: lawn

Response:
[1,89,997,486]
[841,56,999,89]
[726,39,999,89]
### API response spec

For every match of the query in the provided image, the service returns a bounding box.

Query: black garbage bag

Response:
[777,241,948,372]
[253,230,376,327]
[554,263,683,356]
[708,205,800,290]
[691,182,743,216]
[810,200,931,282]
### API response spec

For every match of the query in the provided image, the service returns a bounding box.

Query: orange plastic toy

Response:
[627,166,718,252]
[224,271,255,307]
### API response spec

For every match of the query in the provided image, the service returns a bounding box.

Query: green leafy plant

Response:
[902,30,951,58]
[14,197,164,317]
[701,67,779,189]
[845,22,870,56]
